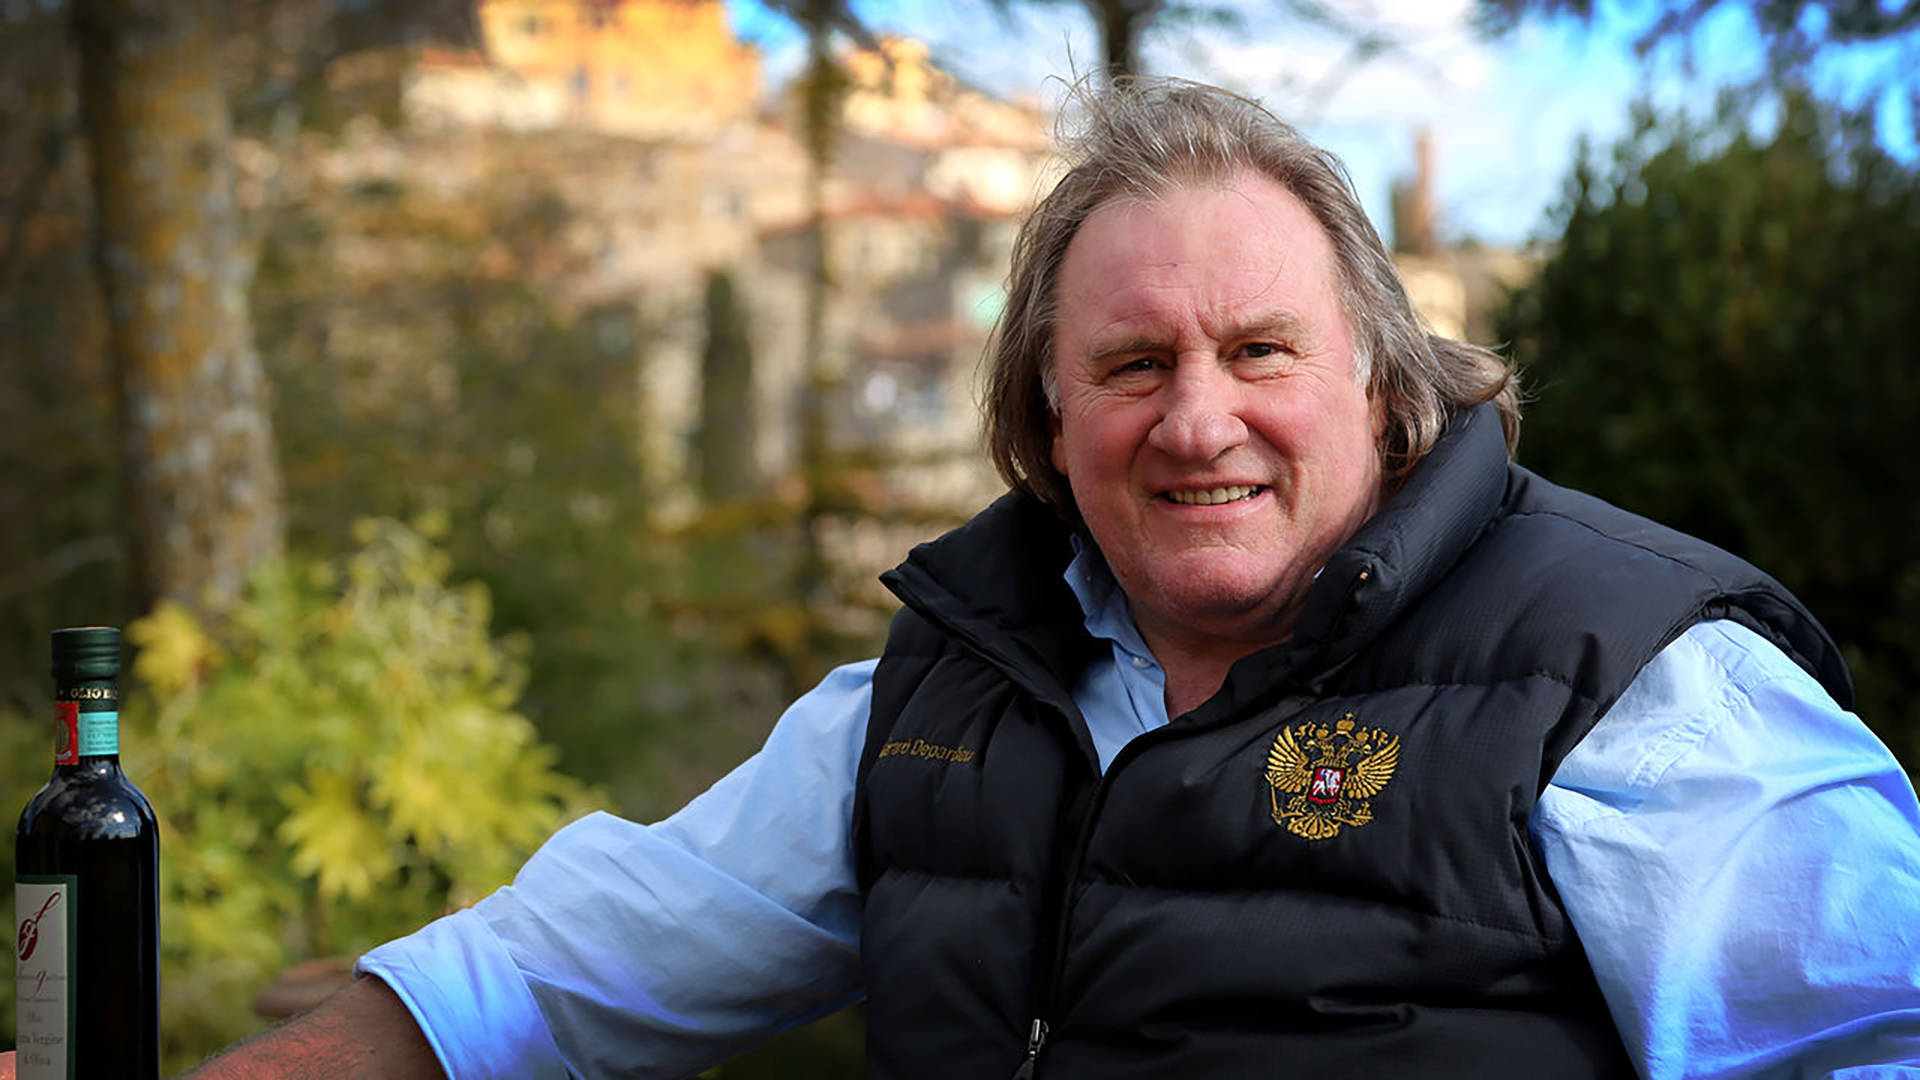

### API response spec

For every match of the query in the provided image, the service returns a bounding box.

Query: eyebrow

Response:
[1083,310,1315,361]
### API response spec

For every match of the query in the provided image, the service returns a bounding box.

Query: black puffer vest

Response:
[852,405,1851,1080]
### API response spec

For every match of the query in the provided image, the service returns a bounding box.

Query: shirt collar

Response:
[1061,534,1331,670]
[1064,535,1158,664]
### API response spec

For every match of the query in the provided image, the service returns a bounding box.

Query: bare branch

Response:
[1636,0,1719,57]
[0,122,72,298]
[1824,0,1920,41]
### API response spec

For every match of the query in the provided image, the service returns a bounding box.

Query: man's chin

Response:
[1135,577,1304,647]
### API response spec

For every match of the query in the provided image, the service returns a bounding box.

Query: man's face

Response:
[1048,169,1385,661]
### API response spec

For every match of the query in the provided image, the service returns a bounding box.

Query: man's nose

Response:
[1146,361,1248,462]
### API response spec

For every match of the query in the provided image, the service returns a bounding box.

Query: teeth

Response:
[1166,485,1259,506]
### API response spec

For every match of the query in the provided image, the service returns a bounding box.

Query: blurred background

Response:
[1,0,1914,1072]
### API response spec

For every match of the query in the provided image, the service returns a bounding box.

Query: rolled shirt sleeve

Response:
[1535,620,1920,1079]
[358,659,877,1080]
[359,605,1920,1079]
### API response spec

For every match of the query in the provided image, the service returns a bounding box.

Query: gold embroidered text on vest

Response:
[878,738,976,764]
[1265,713,1399,840]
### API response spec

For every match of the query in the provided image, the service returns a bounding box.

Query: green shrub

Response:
[3,516,600,1070]
[1502,91,1920,769]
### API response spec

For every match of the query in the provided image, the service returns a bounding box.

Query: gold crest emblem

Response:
[1265,713,1400,840]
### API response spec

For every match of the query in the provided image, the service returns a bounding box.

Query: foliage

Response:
[1499,89,1920,769]
[1477,0,1920,55]
[236,118,883,1076]
[2,138,881,1067]
[1474,0,1920,152]
[699,268,759,503]
[0,5,131,714]
[0,6,903,1071]
[1,517,601,1069]
[248,160,865,820]
[236,119,895,1071]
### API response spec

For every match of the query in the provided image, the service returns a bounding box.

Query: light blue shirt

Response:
[360,551,1920,1080]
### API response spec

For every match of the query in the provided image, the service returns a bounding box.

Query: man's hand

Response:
[185,973,446,1079]
[0,976,438,1080]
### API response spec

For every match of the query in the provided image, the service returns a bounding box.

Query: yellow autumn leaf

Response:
[277,770,396,902]
[412,506,451,540]
[128,601,219,696]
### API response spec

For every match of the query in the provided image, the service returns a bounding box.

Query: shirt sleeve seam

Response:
[1622,634,1793,795]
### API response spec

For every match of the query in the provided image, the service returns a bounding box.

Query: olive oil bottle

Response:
[15,626,160,1078]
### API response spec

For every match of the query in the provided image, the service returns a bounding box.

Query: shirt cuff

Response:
[358,908,571,1080]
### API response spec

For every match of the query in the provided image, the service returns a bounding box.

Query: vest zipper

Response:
[1013,718,1181,1080]
[1009,1017,1049,1079]
[1014,744,1097,1080]
[1015,683,1319,1079]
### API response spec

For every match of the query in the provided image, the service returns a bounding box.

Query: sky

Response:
[724,0,1918,249]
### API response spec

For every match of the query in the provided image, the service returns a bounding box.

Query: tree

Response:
[71,0,285,614]
[1476,0,1920,148]
[61,0,479,618]
[1499,90,1920,768]
[0,0,476,705]
[698,269,760,503]
[784,0,854,694]
[984,0,1406,82]
[1082,0,1165,76]
[1477,0,1920,55]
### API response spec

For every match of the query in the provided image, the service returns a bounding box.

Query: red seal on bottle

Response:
[54,700,78,765]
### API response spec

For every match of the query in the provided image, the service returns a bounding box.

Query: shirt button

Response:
[1131,656,1150,669]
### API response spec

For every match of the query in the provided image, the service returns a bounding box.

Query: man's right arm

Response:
[185,975,444,1080]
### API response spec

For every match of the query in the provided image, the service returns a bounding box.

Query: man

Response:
[171,79,1917,1079]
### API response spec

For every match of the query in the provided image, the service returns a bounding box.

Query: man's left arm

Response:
[1535,619,1920,1080]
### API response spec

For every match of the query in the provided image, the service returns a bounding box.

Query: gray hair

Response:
[983,78,1520,522]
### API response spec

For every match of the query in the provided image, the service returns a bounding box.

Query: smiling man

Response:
[1044,168,1386,715]
[181,79,1920,1080]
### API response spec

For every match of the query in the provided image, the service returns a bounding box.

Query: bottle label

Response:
[51,702,117,762]
[52,703,77,766]
[77,709,118,757]
[15,875,76,1080]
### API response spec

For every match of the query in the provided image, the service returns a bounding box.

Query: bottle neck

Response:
[53,676,121,766]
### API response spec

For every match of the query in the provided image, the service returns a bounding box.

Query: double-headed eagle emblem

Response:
[1265,713,1400,840]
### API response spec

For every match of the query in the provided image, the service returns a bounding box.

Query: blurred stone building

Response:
[400,2,1047,530]
[407,0,761,137]
[1390,128,1539,348]
[385,1,1526,541]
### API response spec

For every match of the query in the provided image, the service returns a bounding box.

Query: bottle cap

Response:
[52,625,121,681]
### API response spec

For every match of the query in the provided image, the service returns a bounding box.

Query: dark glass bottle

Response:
[15,626,160,1079]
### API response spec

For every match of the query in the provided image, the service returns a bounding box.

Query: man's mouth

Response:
[1163,484,1264,506]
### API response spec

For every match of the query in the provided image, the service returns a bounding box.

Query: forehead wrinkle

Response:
[1215,309,1313,343]
[1080,311,1172,361]
[1060,171,1335,364]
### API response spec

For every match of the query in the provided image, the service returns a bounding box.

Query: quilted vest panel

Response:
[854,406,1849,1080]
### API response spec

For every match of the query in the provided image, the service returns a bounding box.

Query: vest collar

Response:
[883,404,1511,719]
[1198,403,1510,720]
[1297,403,1509,660]
[881,492,1095,710]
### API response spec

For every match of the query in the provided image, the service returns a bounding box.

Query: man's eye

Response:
[1243,343,1283,359]
[1115,357,1157,374]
